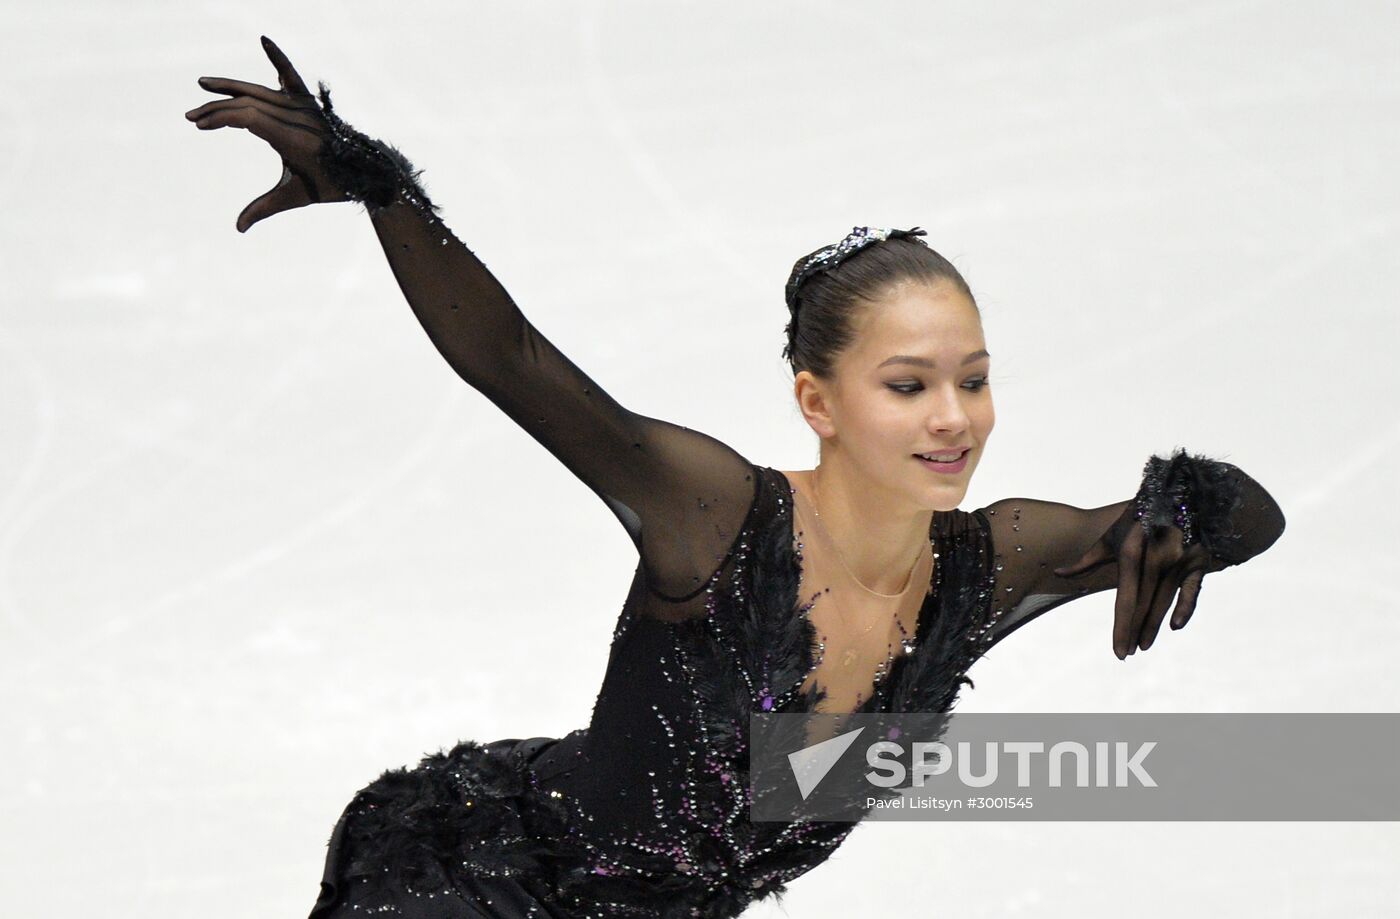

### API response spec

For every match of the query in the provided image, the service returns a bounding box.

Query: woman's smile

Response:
[914,448,971,473]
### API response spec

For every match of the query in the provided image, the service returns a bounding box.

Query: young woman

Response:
[185,37,1286,919]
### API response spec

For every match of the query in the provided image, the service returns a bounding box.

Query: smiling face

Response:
[796,279,994,512]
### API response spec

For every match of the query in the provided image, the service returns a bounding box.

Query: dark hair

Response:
[782,238,976,379]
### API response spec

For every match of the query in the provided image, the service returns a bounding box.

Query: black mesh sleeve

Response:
[975,455,1286,649]
[359,179,757,610]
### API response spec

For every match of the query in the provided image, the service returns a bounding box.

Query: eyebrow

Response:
[877,349,990,369]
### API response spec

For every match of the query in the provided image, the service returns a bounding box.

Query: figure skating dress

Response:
[299,106,1285,919]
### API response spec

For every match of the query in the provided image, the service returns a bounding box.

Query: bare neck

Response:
[779,467,933,594]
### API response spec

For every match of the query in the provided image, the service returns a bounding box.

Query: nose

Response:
[924,383,972,437]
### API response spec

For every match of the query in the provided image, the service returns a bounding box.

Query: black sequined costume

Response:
[302,155,1285,919]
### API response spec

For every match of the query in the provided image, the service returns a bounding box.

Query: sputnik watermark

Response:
[864,738,1158,789]
[750,713,1400,821]
[785,728,1157,801]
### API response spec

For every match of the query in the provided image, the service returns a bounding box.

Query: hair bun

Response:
[784,226,928,315]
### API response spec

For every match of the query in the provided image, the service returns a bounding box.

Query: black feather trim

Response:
[605,467,1004,913]
[324,467,1005,919]
[884,508,1001,717]
[1134,447,1245,560]
[333,739,583,903]
[314,81,441,218]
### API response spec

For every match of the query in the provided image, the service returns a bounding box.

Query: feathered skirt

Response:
[306,735,585,919]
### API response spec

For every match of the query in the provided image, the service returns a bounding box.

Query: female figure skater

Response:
[185,37,1285,919]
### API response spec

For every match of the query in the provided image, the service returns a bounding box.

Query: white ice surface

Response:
[1,1,1397,917]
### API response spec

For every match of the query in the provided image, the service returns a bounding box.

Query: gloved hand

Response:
[1051,448,1273,658]
[185,35,435,232]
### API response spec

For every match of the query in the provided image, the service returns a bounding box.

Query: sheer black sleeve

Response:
[975,454,1286,649]
[350,172,756,613]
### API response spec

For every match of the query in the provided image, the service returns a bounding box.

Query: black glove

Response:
[1055,448,1286,657]
[185,35,436,231]
[1132,448,1252,564]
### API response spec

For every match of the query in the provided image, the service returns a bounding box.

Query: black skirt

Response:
[306,735,583,919]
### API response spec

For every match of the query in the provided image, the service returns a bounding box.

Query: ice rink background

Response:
[2,1,1398,916]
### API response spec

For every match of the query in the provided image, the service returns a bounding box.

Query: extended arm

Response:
[185,38,757,604]
[362,187,757,597]
[977,452,1286,657]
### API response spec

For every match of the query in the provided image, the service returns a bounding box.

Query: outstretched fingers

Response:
[1111,527,1144,659]
[1135,567,1181,651]
[1170,567,1206,630]
[191,101,322,160]
[186,36,343,233]
[260,35,313,96]
[192,38,315,110]
[237,166,312,233]
[1130,529,1185,651]
[187,94,322,130]
[195,76,297,107]
[1126,540,1163,655]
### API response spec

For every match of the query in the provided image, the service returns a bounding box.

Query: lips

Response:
[914,448,971,474]
[914,448,970,462]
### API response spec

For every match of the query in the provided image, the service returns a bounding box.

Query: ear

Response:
[793,370,836,439]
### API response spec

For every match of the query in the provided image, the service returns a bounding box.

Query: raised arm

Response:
[360,189,757,599]
[185,37,758,604]
[976,450,1286,658]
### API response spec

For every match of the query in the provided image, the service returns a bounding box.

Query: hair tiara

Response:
[784,225,929,314]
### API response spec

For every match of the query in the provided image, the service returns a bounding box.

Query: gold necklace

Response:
[810,464,927,597]
[799,465,929,670]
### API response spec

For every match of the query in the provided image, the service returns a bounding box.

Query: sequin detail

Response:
[1132,447,1245,558]
[315,82,440,218]
[311,466,1003,919]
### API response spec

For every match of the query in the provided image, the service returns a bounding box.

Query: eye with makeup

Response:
[886,377,991,395]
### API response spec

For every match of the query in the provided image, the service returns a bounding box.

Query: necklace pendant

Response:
[841,647,858,668]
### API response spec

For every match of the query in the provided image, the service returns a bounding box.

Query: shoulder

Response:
[930,507,997,586]
[750,464,795,523]
[931,507,991,544]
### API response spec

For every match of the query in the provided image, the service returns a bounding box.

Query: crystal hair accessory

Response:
[784,225,929,314]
